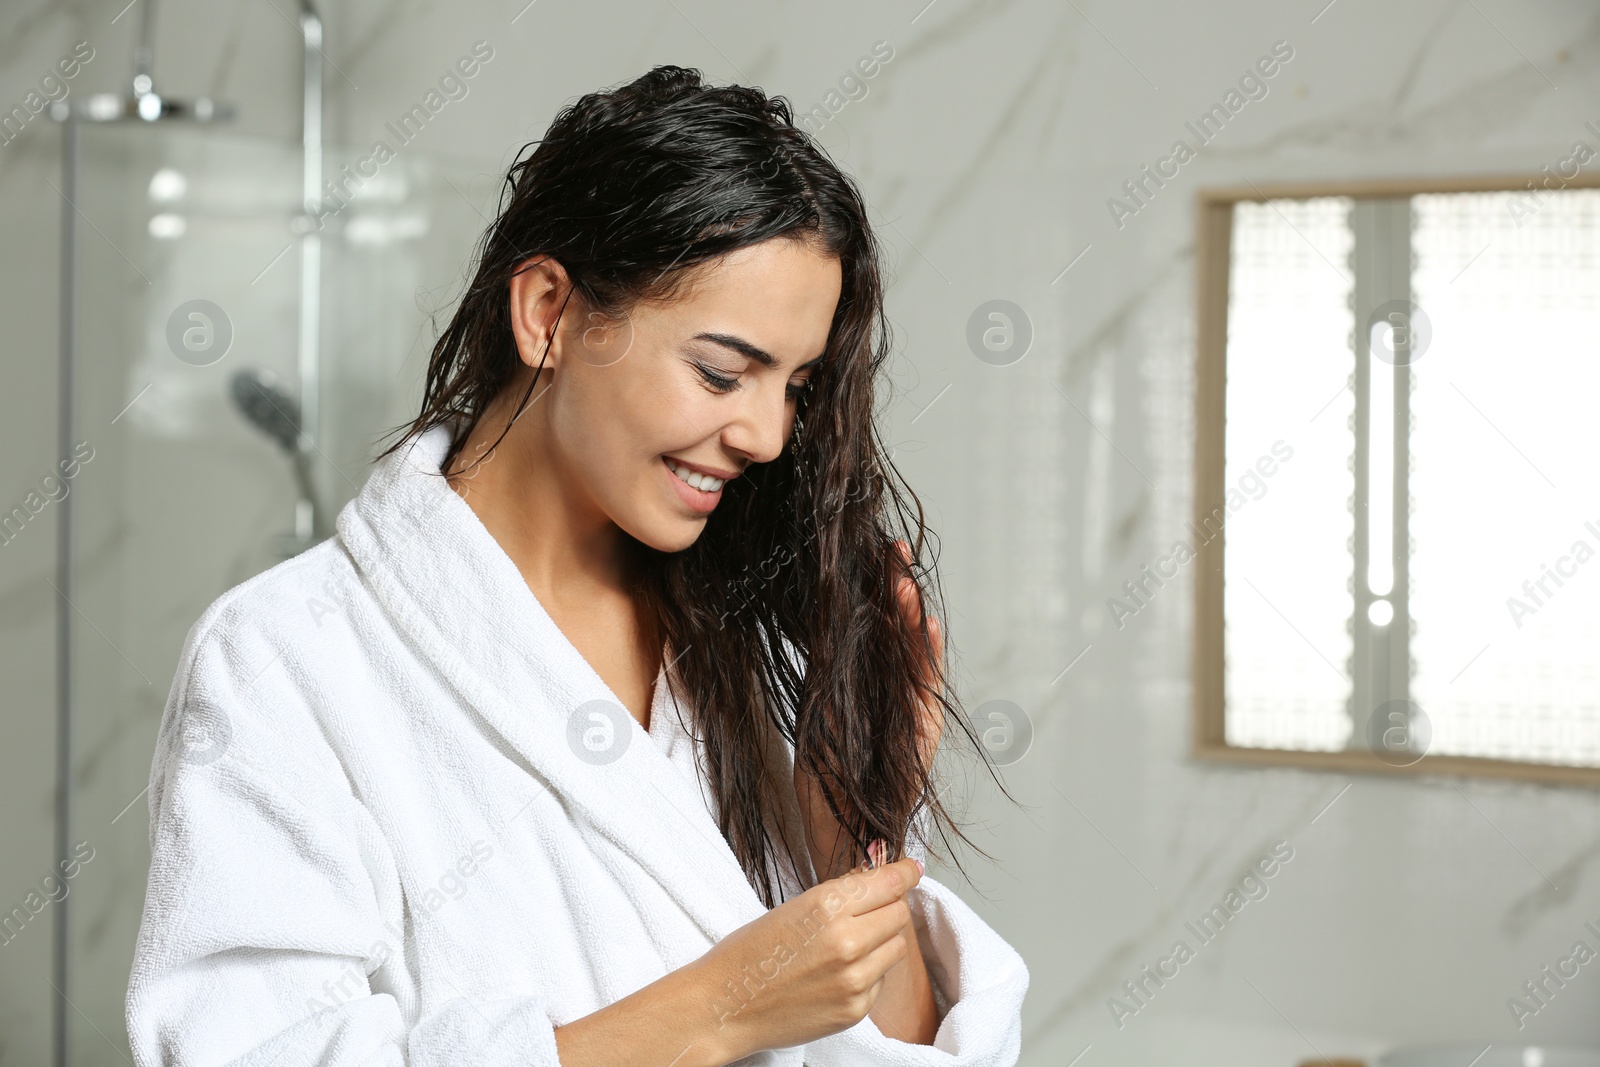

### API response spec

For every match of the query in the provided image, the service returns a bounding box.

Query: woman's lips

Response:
[662,456,722,514]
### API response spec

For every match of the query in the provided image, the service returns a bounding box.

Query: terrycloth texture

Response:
[126,423,1029,1066]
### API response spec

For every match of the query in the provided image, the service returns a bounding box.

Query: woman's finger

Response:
[834,857,923,918]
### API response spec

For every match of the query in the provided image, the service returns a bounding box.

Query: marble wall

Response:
[1,0,1597,1063]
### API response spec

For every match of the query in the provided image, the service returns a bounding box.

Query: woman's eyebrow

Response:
[690,332,824,370]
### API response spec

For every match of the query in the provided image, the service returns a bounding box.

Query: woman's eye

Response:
[697,361,812,401]
[695,363,739,392]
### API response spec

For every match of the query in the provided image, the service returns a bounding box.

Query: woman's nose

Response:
[722,381,792,465]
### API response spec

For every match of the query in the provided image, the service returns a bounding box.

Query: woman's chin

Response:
[625,513,707,554]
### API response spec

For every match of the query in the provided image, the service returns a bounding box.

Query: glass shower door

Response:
[65,121,305,1063]
[61,119,500,1062]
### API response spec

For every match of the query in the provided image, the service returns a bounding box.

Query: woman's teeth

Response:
[666,458,723,493]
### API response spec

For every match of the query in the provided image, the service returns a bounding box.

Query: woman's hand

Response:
[893,538,945,778]
[691,857,927,1062]
[551,859,925,1067]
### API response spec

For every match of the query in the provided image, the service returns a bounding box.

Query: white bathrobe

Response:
[126,423,1029,1066]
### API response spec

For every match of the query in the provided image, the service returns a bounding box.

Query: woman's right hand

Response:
[693,856,925,1062]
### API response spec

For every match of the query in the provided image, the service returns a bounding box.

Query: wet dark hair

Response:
[382,64,1015,906]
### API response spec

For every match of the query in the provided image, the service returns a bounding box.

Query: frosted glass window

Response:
[1217,188,1600,769]
[1223,198,1355,752]
[1410,190,1600,766]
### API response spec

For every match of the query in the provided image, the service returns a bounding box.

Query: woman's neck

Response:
[444,395,633,613]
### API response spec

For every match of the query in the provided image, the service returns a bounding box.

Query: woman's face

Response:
[521,237,842,554]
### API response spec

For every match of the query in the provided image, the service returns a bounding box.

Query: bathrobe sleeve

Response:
[125,611,566,1067]
[797,869,1029,1067]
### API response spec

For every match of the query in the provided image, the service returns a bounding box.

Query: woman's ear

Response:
[508,256,572,372]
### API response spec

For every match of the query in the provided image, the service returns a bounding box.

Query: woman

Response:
[127,65,1027,1065]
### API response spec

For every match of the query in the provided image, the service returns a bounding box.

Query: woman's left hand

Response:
[795,539,945,882]
[893,538,944,780]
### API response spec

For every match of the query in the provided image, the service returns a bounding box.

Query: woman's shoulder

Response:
[194,535,360,634]
[151,539,376,811]
[146,538,401,899]
[172,538,363,702]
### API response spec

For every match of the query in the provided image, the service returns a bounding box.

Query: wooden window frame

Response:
[1192,174,1600,788]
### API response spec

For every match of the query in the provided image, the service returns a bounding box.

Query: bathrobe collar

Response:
[336,423,770,943]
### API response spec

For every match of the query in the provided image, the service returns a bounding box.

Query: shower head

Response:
[230,369,303,454]
[230,368,327,546]
[56,92,236,123]
[51,0,235,125]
